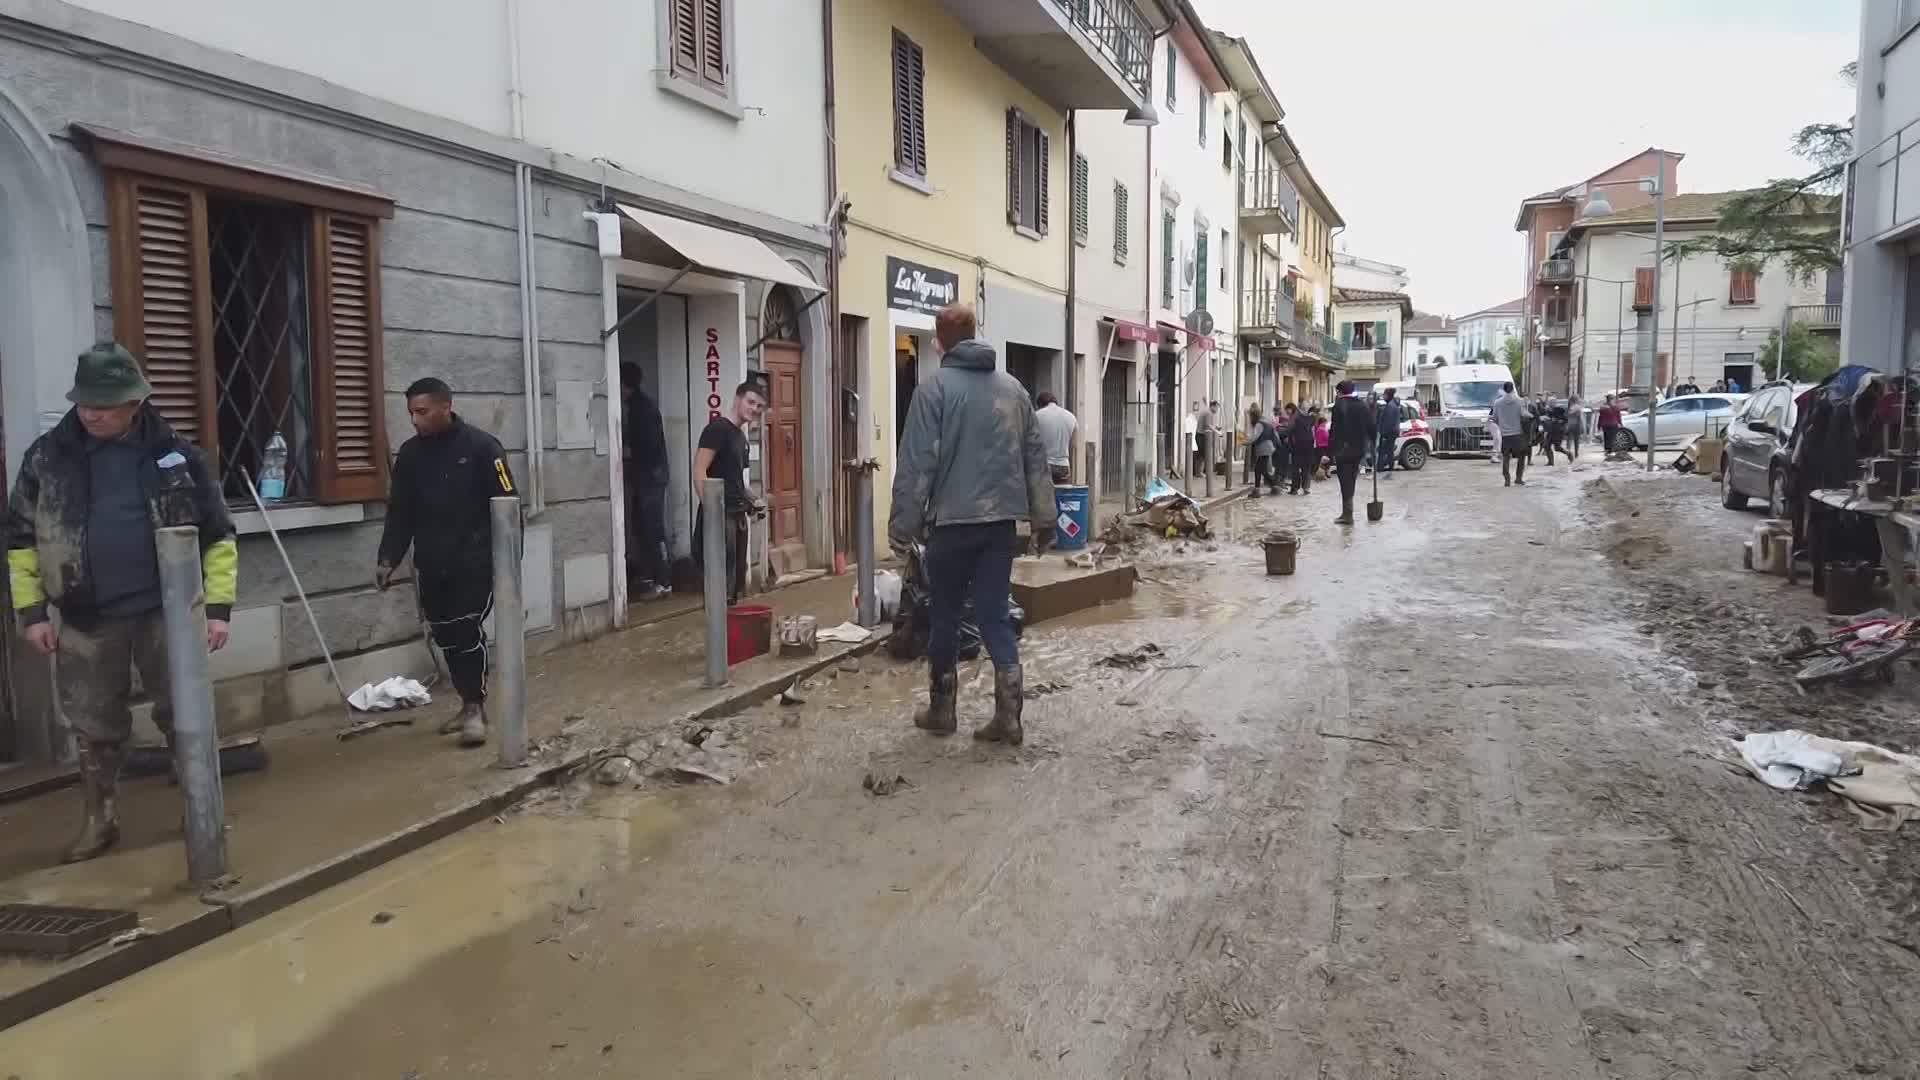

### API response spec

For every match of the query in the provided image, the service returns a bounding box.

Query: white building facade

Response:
[1844,1,1920,373]
[1331,288,1413,389]
[1403,316,1456,371]
[1333,252,1412,294]
[1073,97,1154,503]
[0,0,830,756]
[1455,299,1525,362]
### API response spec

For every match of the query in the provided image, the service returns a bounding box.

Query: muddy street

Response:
[8,459,1920,1079]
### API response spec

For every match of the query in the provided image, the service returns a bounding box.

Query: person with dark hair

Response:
[1328,380,1374,523]
[1373,386,1402,477]
[890,302,1053,746]
[693,380,767,606]
[377,377,518,747]
[1489,381,1533,486]
[620,363,671,598]
[1033,390,1078,484]
[1245,404,1277,497]
[1287,402,1315,494]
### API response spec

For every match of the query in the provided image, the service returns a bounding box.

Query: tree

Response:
[1500,337,1525,384]
[1475,348,1494,362]
[1666,63,1852,282]
[1758,323,1841,382]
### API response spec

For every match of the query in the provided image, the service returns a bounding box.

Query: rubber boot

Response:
[913,668,957,735]
[62,743,123,863]
[974,665,1025,746]
[1335,497,1355,525]
[457,702,488,747]
[439,702,472,735]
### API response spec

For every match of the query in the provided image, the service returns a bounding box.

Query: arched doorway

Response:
[761,287,807,575]
[0,82,93,762]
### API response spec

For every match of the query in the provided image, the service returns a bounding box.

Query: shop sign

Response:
[704,327,723,419]
[886,257,960,316]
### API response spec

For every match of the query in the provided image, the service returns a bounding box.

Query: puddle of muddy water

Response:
[0,796,689,1079]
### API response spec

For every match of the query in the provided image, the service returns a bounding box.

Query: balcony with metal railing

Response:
[1306,329,1348,368]
[1541,320,1571,344]
[1240,167,1299,236]
[1536,258,1575,285]
[1240,287,1297,340]
[935,0,1154,110]
[1790,303,1841,329]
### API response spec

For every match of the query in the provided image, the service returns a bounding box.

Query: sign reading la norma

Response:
[705,327,722,420]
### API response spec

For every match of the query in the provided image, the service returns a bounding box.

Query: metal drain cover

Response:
[0,903,139,958]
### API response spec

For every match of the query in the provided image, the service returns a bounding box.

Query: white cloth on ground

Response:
[348,676,433,712]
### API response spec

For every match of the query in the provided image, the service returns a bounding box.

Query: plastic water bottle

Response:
[259,432,288,501]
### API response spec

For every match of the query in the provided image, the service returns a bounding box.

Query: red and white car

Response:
[1393,400,1432,471]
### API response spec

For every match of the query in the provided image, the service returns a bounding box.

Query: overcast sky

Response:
[1195,0,1861,317]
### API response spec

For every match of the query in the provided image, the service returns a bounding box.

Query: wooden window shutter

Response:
[670,0,701,80]
[1071,153,1090,243]
[1620,352,1634,387]
[1374,321,1389,349]
[1006,110,1023,226]
[698,0,727,91]
[1656,352,1671,388]
[891,32,926,176]
[1634,267,1655,309]
[1729,266,1756,305]
[1339,322,1353,348]
[1113,182,1129,263]
[108,174,217,454]
[310,212,390,503]
[1034,127,1051,235]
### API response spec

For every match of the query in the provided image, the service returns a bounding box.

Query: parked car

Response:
[1612,392,1748,451]
[1720,381,1812,514]
[1396,400,1432,470]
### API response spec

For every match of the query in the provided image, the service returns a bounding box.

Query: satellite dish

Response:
[1185,309,1216,336]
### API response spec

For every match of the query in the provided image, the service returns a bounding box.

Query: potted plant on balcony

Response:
[1293,295,1315,327]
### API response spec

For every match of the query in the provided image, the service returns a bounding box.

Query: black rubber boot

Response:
[1335,497,1355,525]
[62,743,123,863]
[975,665,1025,746]
[914,668,958,735]
[458,702,488,747]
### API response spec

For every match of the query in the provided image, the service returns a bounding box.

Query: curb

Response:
[0,628,892,1033]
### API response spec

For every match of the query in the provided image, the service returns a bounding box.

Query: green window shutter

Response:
[1195,227,1209,312]
[1198,97,1207,146]
[1114,182,1129,264]
[1071,153,1090,244]
[1035,127,1051,235]
[1374,321,1389,350]
[1165,39,1177,108]
[1339,322,1353,347]
[1161,210,1176,307]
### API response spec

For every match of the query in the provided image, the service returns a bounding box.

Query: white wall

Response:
[62,0,828,231]
[1331,300,1404,381]
[1151,31,1240,405]
[1456,313,1522,362]
[1333,253,1411,293]
[1407,332,1456,371]
[1571,228,1825,394]
[1844,1,1920,371]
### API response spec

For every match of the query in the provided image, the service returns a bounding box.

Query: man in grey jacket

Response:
[1490,381,1534,487]
[889,304,1055,746]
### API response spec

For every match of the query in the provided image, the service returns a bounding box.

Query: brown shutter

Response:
[108,173,216,455]
[1619,352,1634,386]
[698,0,727,90]
[1656,352,1671,387]
[1006,110,1023,226]
[670,0,700,79]
[1633,267,1654,309]
[310,212,389,503]
[1729,267,1756,304]
[1035,126,1051,235]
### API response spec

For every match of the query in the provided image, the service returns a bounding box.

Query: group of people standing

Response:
[1244,401,1327,497]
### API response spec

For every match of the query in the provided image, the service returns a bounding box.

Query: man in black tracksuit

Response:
[1329,380,1376,525]
[376,378,518,747]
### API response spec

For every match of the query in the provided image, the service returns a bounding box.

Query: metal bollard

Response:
[1204,426,1216,498]
[1085,442,1100,540]
[854,464,878,628]
[155,526,227,885]
[490,497,527,768]
[701,478,728,687]
[1122,436,1136,508]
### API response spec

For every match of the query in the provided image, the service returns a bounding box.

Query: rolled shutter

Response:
[108,173,216,455]
[1035,127,1051,235]
[670,0,700,80]
[311,212,390,503]
[698,0,727,90]
[1006,110,1023,226]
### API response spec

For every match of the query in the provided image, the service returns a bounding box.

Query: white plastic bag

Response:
[347,676,433,712]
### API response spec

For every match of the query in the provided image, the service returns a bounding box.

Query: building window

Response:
[1114,182,1130,265]
[1165,38,1177,109]
[95,139,394,505]
[1198,95,1207,147]
[1005,109,1050,236]
[1194,222,1210,312]
[891,30,927,179]
[1349,321,1376,349]
[666,0,731,98]
[1634,266,1655,310]
[1728,265,1757,305]
[1071,153,1091,246]
[1219,228,1229,288]
[1161,208,1176,307]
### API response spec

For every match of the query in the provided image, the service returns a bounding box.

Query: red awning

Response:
[1107,318,1158,344]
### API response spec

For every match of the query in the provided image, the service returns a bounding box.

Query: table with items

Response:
[1806,488,1916,614]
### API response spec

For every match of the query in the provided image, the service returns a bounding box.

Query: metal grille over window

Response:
[207,197,314,502]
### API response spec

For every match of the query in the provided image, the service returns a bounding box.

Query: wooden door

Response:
[763,341,805,556]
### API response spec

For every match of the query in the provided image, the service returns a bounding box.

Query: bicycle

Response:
[1781,613,1920,688]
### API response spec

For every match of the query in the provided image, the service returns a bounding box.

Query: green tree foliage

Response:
[1758,323,1841,382]
[1475,348,1495,362]
[1666,65,1852,282]
[1500,337,1526,384]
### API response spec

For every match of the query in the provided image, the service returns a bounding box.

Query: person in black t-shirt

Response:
[692,380,767,604]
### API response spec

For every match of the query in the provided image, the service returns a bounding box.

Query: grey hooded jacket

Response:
[888,339,1054,545]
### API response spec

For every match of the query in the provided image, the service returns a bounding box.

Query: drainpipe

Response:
[507,0,544,512]
[1064,109,1078,419]
[821,0,846,553]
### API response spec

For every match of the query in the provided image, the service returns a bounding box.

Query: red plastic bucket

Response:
[726,604,774,666]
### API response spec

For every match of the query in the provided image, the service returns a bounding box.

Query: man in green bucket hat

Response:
[6,342,236,863]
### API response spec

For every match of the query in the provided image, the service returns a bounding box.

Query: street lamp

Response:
[1580,151,1667,472]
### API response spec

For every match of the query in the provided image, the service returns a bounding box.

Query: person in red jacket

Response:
[1597,394,1625,454]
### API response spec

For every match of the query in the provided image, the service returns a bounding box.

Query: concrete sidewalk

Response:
[0,570,884,1030]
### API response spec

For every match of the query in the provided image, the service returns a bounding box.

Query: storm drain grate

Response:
[0,903,139,958]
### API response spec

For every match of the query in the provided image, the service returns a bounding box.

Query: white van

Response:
[1417,363,1511,454]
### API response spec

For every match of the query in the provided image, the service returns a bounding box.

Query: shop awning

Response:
[615,204,822,293]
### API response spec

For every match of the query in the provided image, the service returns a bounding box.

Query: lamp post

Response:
[1581,151,1666,471]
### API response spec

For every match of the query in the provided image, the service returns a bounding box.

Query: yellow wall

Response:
[834,0,1071,551]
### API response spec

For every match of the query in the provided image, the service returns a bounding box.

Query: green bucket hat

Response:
[66,343,152,407]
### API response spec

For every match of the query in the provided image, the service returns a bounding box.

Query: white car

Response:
[1610,393,1748,451]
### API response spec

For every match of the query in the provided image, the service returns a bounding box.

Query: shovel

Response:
[1366,448,1385,522]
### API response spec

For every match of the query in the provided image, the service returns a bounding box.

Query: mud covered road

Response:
[10,458,1920,1079]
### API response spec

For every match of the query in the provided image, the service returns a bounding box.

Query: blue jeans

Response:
[926,520,1019,671]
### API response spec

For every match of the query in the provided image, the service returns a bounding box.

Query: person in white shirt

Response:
[1182,403,1199,478]
[1033,392,1078,483]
